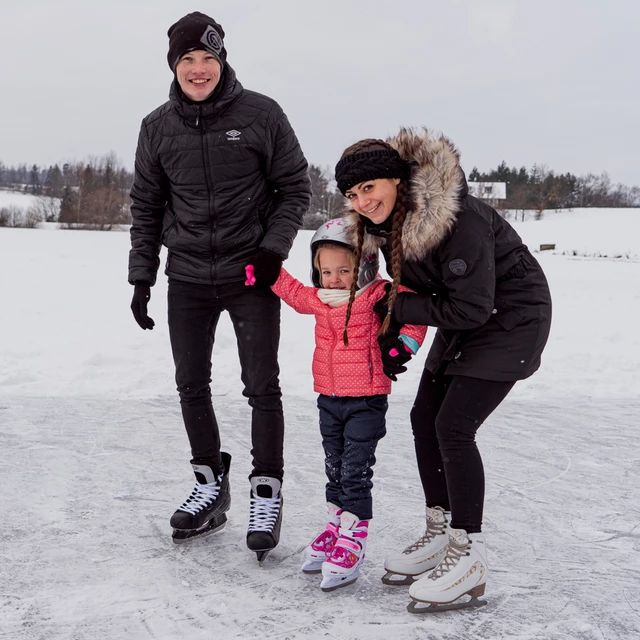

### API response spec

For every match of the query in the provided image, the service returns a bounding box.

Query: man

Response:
[128,12,311,561]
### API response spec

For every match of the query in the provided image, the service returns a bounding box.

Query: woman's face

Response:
[345,178,400,225]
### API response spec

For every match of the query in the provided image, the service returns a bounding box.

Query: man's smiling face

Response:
[175,50,222,101]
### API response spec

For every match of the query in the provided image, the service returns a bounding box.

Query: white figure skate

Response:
[382,506,450,586]
[408,528,488,613]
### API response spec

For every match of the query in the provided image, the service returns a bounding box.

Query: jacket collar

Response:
[170,63,243,124]
[346,128,465,261]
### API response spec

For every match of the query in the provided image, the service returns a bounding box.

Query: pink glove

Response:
[245,264,256,286]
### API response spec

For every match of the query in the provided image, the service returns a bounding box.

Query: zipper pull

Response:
[195,106,201,128]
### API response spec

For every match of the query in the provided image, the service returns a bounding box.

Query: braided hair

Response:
[338,139,411,344]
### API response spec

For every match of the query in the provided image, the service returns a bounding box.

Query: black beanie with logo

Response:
[167,12,227,72]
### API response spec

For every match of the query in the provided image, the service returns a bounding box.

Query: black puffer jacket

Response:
[128,65,311,286]
[347,129,552,382]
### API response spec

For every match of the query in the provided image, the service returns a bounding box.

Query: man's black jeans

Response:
[168,278,284,479]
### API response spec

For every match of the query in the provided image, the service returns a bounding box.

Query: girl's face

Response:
[345,178,400,225]
[318,246,355,290]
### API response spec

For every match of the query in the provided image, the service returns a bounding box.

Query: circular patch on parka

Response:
[449,259,468,276]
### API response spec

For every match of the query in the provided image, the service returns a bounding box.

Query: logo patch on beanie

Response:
[201,25,223,54]
[449,259,467,276]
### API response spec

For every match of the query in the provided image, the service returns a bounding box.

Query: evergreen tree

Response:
[29,164,41,194]
[58,185,79,224]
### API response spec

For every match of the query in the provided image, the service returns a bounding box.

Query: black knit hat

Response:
[335,149,411,195]
[167,12,227,72]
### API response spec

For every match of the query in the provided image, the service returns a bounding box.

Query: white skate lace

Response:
[429,538,469,580]
[248,495,281,533]
[178,480,221,515]
[403,517,447,554]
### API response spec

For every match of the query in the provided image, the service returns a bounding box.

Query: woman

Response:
[334,128,552,610]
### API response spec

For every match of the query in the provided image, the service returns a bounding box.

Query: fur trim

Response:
[344,127,463,261]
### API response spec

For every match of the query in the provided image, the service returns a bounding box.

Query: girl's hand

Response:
[378,334,413,381]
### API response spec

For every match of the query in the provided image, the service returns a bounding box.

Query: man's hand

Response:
[247,249,283,288]
[378,333,413,381]
[130,282,155,330]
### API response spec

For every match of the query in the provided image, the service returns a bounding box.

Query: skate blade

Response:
[301,559,324,574]
[320,568,360,592]
[172,515,227,544]
[381,571,422,586]
[407,595,487,614]
[256,550,271,566]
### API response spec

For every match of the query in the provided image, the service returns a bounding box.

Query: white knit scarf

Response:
[316,278,380,308]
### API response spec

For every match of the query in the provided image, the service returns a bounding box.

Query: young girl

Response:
[269,218,427,592]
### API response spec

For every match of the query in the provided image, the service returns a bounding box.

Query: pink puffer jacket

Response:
[272,269,427,397]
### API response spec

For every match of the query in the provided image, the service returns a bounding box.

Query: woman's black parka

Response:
[347,129,552,382]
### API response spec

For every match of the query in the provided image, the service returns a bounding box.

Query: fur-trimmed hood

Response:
[345,128,465,261]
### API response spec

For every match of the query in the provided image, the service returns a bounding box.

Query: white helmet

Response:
[309,217,379,288]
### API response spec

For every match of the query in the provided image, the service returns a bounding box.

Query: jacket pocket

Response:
[492,303,524,331]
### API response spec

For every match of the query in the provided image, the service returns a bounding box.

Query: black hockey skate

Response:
[170,452,231,544]
[246,476,283,565]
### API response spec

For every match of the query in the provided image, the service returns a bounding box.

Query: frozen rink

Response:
[1,209,639,639]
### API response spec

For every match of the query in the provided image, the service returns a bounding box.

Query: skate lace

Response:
[430,539,469,580]
[178,480,221,516]
[248,494,281,532]
[403,518,447,554]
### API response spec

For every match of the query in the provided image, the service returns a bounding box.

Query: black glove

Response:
[248,249,283,288]
[130,282,155,330]
[378,333,413,381]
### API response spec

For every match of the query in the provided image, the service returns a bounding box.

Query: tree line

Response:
[469,162,640,211]
[1,155,637,230]
[0,155,132,230]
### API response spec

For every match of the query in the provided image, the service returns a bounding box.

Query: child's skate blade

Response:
[381,570,422,586]
[301,558,323,574]
[320,567,360,592]
[256,550,271,566]
[172,513,227,544]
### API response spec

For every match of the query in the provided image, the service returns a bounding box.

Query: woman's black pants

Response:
[410,369,515,533]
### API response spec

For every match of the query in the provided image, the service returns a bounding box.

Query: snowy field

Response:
[0,189,41,209]
[1,207,639,639]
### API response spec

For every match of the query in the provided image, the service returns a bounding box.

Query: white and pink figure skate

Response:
[320,511,368,592]
[301,503,341,574]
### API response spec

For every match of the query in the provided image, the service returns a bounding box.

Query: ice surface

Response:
[1,208,639,639]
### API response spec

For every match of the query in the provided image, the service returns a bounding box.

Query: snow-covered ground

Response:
[1,209,639,639]
[0,189,40,210]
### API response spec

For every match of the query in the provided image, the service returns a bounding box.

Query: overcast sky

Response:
[1,0,638,185]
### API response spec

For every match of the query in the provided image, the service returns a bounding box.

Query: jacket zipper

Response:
[329,314,338,394]
[197,106,217,283]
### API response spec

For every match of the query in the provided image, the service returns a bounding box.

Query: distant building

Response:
[468,182,507,201]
